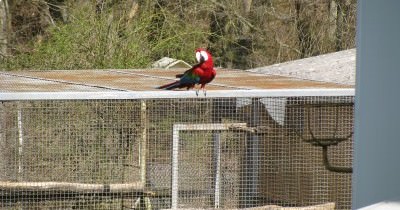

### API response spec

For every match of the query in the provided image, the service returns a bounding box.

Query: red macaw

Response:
[157,48,216,96]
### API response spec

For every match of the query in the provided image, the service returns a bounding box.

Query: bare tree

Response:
[328,0,337,43]
[294,0,313,58]
[335,0,353,51]
[328,0,350,51]
[0,0,10,58]
[2,0,356,70]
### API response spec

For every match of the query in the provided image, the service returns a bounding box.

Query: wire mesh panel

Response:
[0,92,354,209]
[0,100,145,209]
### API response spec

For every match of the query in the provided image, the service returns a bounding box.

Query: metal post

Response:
[0,102,6,181]
[171,124,180,209]
[213,132,221,208]
[243,133,259,206]
[140,100,147,185]
[241,99,260,208]
[17,107,23,178]
[354,1,400,208]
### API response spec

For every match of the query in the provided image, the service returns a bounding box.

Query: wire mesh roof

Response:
[0,68,351,93]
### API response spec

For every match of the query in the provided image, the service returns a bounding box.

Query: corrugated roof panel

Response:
[0,68,350,93]
[247,49,356,85]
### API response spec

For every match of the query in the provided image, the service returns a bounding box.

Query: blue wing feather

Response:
[157,64,203,90]
[180,70,200,85]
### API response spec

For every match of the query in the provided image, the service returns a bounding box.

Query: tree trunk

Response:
[39,0,55,27]
[96,0,106,15]
[328,0,337,43]
[335,0,352,51]
[235,0,253,69]
[294,0,312,58]
[127,0,139,21]
[0,0,10,58]
[243,0,252,14]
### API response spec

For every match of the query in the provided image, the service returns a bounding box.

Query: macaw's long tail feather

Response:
[157,81,181,90]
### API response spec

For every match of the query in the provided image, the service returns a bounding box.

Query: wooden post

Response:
[140,100,147,185]
[17,105,23,179]
[130,100,149,209]
[0,102,6,180]
[139,100,150,209]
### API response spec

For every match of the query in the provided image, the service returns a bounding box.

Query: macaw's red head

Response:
[195,48,214,69]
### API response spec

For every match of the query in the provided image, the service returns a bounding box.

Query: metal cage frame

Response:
[0,89,355,209]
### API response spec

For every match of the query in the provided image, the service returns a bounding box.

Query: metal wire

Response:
[0,94,354,209]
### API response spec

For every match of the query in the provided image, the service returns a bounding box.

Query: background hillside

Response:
[0,0,356,70]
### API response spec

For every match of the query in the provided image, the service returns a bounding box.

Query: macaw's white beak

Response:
[196,51,209,63]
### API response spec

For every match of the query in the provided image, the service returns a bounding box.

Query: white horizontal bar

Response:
[173,123,247,131]
[0,89,355,101]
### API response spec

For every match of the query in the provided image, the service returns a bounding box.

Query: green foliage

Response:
[1,0,356,70]
[2,1,210,70]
